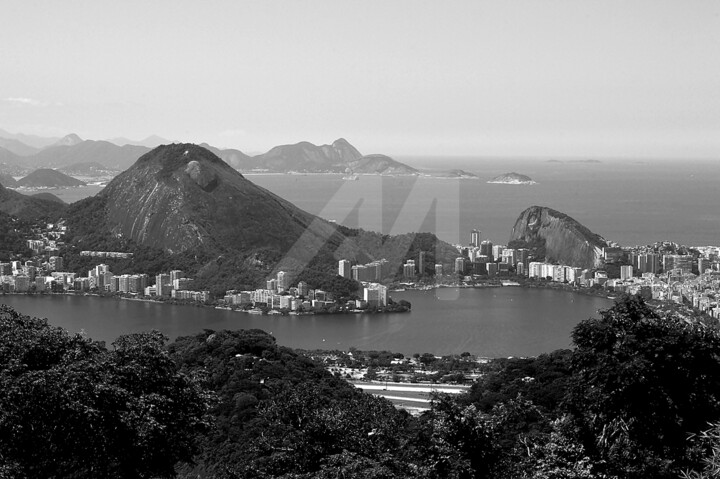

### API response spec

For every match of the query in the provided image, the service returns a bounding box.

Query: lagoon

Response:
[1,287,611,357]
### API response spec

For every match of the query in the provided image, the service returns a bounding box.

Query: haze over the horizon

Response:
[1,0,719,159]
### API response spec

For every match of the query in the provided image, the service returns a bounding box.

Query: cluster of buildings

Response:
[222,269,390,312]
[452,230,530,276]
[0,255,210,302]
[339,259,392,282]
[460,228,720,318]
[1,257,70,293]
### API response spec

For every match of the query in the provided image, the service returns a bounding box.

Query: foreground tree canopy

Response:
[0,305,212,479]
[2,294,720,478]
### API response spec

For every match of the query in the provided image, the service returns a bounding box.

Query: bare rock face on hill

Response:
[509,206,606,269]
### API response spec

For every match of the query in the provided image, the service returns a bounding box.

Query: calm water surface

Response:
[1,288,611,357]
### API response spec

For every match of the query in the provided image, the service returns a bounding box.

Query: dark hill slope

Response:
[31,192,65,204]
[17,168,85,188]
[0,173,18,188]
[0,182,65,220]
[509,206,606,269]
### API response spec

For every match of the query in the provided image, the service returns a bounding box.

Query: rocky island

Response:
[487,172,536,185]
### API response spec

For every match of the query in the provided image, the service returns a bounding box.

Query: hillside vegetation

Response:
[2,295,720,478]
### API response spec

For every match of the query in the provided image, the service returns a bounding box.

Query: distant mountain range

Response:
[0,131,475,178]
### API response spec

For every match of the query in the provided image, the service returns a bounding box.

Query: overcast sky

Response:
[1,0,719,158]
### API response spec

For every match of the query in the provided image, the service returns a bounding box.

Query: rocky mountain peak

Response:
[53,133,83,147]
[510,205,607,269]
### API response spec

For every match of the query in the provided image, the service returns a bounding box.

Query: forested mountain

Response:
[61,144,456,294]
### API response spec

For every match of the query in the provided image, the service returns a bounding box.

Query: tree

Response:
[0,306,212,478]
[565,295,720,478]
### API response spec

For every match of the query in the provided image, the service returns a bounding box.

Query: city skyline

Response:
[2,1,719,159]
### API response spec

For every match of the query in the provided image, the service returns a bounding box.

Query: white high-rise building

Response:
[470,229,481,247]
[338,259,351,278]
[620,265,633,280]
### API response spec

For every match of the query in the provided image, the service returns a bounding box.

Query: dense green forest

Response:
[2,295,720,478]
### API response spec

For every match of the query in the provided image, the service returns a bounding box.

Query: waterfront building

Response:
[473,262,488,275]
[492,245,505,261]
[364,283,388,307]
[277,271,287,292]
[156,273,172,296]
[13,275,30,292]
[297,281,309,297]
[266,278,277,291]
[48,256,63,271]
[487,262,498,276]
[501,249,516,265]
[351,265,367,282]
[454,257,466,274]
[0,263,10,275]
[338,259,351,278]
[351,259,390,282]
[435,264,443,276]
[173,277,192,291]
[170,270,184,283]
[418,251,426,275]
[480,240,493,260]
[117,274,131,293]
[403,260,416,279]
[470,229,481,247]
[51,272,76,289]
[516,248,529,266]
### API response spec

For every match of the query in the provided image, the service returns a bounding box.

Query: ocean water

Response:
[249,158,720,247]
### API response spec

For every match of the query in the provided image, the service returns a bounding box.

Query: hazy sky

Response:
[1,0,719,158]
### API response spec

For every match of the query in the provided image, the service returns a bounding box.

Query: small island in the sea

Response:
[487,172,537,185]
